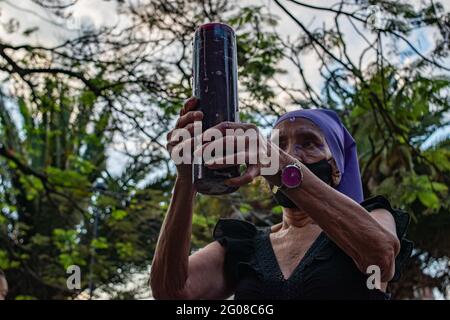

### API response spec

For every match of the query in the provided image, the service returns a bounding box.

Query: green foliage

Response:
[111,210,128,221]
[227,5,286,126]
[15,295,38,300]
[341,66,450,217]
[0,250,20,270]
[0,77,165,299]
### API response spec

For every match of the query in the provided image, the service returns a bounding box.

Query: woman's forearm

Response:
[279,155,399,276]
[150,177,196,297]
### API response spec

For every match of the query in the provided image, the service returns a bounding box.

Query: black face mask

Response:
[273,159,333,208]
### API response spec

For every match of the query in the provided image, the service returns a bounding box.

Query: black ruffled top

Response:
[213,195,413,300]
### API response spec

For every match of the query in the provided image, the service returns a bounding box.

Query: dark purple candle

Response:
[192,23,240,195]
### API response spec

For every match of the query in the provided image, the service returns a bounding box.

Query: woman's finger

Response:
[195,135,253,158]
[176,110,203,129]
[183,123,199,137]
[180,97,198,116]
[224,165,260,187]
[171,136,197,161]
[205,121,257,135]
[204,153,245,169]
[170,121,202,143]
[204,150,258,169]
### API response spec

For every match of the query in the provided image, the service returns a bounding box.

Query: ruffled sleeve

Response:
[360,195,414,282]
[213,218,259,283]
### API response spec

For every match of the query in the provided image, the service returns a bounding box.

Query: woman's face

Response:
[272,117,341,186]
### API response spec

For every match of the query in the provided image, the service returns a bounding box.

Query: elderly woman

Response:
[150,97,413,300]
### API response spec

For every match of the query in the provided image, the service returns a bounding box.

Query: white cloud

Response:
[0,0,117,46]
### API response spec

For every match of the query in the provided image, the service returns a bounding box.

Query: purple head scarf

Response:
[274,109,364,203]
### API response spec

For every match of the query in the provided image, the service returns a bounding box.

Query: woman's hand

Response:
[166,97,203,181]
[194,121,290,187]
